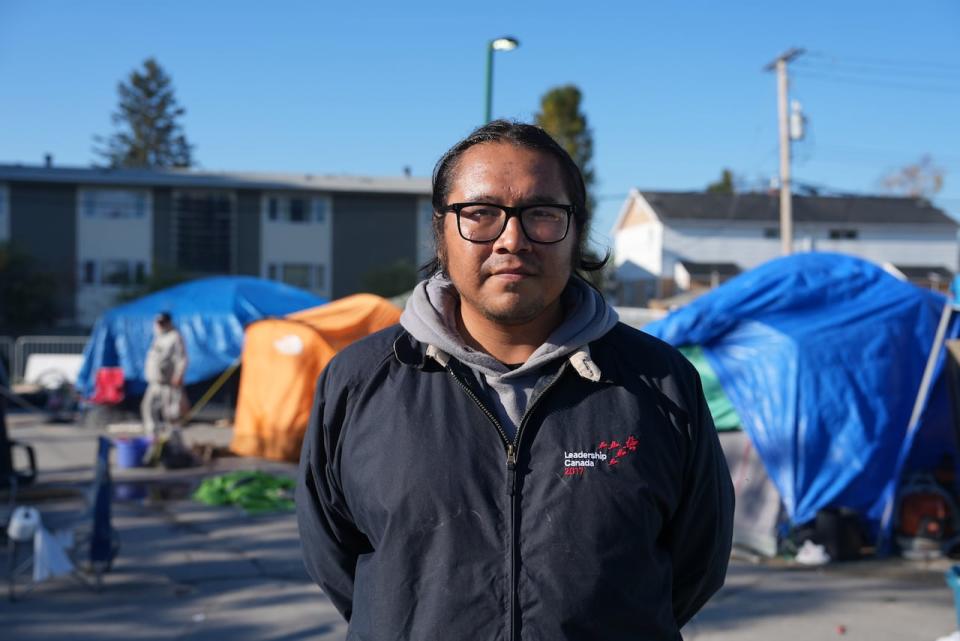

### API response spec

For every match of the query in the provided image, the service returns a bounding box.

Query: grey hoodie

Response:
[399,274,619,438]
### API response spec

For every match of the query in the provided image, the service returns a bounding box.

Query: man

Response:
[296,120,734,640]
[141,311,188,438]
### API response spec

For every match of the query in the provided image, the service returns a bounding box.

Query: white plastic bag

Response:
[33,525,75,582]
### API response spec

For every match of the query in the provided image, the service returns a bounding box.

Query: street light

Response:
[484,36,519,123]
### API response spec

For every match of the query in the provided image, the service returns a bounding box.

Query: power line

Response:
[805,50,960,73]
[794,70,960,94]
[794,62,960,84]
[812,145,960,164]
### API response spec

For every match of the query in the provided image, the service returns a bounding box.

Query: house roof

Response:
[677,260,742,277]
[0,164,432,195]
[614,260,657,282]
[638,191,958,227]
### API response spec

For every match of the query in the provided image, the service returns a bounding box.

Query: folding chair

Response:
[0,373,38,531]
[6,436,120,600]
[80,367,126,430]
[91,368,125,406]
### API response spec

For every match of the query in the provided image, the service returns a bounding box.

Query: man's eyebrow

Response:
[458,193,499,202]
[522,195,568,205]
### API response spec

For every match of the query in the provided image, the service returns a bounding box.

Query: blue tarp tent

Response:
[77,277,326,397]
[645,253,957,541]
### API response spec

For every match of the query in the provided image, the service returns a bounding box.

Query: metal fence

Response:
[614,307,667,330]
[12,335,89,384]
[0,336,12,378]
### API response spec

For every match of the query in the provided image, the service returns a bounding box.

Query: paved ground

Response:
[2,415,958,641]
[687,557,957,641]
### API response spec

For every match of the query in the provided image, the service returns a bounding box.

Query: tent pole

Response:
[879,301,956,545]
[905,302,955,438]
[178,360,241,426]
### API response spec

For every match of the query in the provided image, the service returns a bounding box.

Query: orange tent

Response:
[231,293,402,461]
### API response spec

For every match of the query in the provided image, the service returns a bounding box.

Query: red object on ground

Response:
[91,367,125,405]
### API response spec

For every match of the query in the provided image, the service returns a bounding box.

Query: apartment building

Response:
[0,164,433,326]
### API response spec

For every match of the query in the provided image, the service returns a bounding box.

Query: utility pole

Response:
[764,48,804,256]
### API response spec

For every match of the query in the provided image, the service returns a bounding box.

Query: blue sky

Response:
[1,0,958,250]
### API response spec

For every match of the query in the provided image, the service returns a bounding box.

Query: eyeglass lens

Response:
[458,204,568,243]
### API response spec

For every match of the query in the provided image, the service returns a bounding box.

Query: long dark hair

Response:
[423,119,608,278]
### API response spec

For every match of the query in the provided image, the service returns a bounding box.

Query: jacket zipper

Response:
[447,364,567,641]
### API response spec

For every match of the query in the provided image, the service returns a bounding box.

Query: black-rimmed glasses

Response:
[439,202,574,244]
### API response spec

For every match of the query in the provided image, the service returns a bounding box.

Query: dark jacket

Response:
[296,323,734,641]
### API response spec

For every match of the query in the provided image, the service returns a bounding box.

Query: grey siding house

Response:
[0,164,432,327]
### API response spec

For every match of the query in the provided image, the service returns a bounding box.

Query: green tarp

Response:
[679,345,742,431]
[193,471,295,513]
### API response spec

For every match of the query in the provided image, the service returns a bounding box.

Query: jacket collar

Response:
[393,328,607,383]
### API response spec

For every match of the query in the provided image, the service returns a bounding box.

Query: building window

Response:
[78,260,146,286]
[174,191,234,273]
[315,264,326,289]
[266,195,329,223]
[416,197,435,266]
[829,229,858,240]
[281,263,313,289]
[763,228,779,239]
[101,260,131,285]
[289,197,309,222]
[81,261,97,285]
[81,189,148,219]
[0,184,8,242]
[267,262,327,290]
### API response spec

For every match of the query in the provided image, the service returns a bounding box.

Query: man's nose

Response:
[494,215,531,253]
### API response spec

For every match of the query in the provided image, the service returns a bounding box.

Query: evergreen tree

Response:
[0,243,59,333]
[706,169,736,194]
[535,85,596,213]
[94,58,194,168]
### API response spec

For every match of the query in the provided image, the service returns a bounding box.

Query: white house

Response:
[612,189,959,306]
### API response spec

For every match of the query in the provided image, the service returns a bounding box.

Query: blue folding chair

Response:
[6,436,120,600]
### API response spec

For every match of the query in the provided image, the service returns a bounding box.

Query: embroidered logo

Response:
[598,435,639,467]
[563,435,638,476]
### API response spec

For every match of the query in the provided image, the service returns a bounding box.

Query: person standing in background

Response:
[141,311,188,438]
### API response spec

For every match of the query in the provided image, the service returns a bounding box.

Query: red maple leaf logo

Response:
[598,441,609,450]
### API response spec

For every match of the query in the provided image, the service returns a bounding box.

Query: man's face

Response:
[441,142,576,325]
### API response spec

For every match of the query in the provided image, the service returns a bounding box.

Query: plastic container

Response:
[115,436,150,469]
[6,506,41,541]
[947,565,960,629]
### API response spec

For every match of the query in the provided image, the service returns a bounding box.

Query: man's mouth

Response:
[489,266,537,280]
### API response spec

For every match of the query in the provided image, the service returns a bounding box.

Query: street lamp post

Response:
[484,36,519,123]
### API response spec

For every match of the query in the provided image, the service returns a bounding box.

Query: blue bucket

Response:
[115,437,150,468]
[947,565,960,629]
